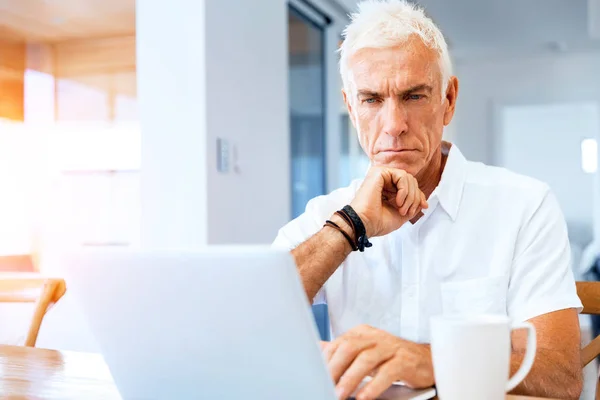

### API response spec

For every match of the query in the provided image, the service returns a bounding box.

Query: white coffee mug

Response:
[430,314,536,400]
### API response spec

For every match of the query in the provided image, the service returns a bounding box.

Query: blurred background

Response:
[0,0,600,396]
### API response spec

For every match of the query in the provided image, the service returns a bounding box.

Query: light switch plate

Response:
[216,138,229,173]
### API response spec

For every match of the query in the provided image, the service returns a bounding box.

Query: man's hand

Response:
[350,167,428,237]
[322,325,434,400]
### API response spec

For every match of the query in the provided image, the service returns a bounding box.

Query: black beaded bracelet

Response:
[340,205,372,252]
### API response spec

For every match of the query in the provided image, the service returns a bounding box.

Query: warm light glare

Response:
[0,119,141,257]
[581,138,598,174]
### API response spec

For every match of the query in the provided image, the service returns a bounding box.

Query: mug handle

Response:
[506,321,537,392]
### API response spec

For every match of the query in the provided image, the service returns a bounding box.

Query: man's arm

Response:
[291,214,354,301]
[509,309,583,400]
[505,188,583,399]
[291,167,427,302]
[319,309,583,400]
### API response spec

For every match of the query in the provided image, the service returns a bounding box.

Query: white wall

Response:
[204,0,289,244]
[138,0,348,247]
[453,51,600,163]
[138,0,290,247]
[137,0,209,248]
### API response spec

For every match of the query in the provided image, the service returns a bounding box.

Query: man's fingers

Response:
[327,340,368,384]
[335,349,391,400]
[323,341,339,363]
[420,191,428,208]
[399,177,415,216]
[409,182,428,217]
[394,182,408,210]
[355,360,400,400]
[381,168,405,194]
[408,183,420,217]
[401,177,420,216]
[378,168,426,216]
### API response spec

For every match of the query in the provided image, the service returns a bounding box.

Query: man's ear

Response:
[443,76,459,126]
[342,89,356,127]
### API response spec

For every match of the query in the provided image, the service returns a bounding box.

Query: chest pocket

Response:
[440,276,508,316]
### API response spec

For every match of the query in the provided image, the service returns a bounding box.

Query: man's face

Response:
[343,38,458,178]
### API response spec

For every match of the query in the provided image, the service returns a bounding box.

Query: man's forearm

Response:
[291,214,353,301]
[509,348,582,400]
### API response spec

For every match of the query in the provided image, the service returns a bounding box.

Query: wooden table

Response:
[0,344,120,399]
[508,398,556,400]
[0,345,556,399]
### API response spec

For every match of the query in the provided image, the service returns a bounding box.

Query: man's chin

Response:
[372,153,423,175]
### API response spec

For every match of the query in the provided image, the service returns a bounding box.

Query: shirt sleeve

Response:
[507,188,583,322]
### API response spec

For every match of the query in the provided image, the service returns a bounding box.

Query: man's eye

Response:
[365,98,377,104]
[408,94,424,100]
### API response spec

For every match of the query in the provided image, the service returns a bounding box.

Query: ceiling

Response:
[1,0,598,56]
[0,0,135,42]
[335,0,600,58]
[0,1,136,100]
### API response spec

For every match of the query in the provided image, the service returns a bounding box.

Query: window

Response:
[288,1,333,341]
[288,4,327,218]
[0,1,138,267]
[340,114,370,186]
[582,138,598,174]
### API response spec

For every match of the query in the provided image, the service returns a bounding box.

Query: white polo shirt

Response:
[273,145,582,343]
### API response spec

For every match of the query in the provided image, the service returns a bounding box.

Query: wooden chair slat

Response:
[0,274,66,347]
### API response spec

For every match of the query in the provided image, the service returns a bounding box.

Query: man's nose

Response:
[381,99,408,137]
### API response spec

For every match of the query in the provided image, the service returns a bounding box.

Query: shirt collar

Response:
[427,144,467,221]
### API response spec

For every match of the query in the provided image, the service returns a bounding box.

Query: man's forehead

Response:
[347,42,440,90]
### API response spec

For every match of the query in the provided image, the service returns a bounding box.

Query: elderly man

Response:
[274,1,583,399]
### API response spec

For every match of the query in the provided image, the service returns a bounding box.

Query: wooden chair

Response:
[576,281,600,399]
[0,273,66,347]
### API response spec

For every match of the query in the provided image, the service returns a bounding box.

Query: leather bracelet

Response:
[340,205,372,252]
[335,210,355,232]
[324,220,358,251]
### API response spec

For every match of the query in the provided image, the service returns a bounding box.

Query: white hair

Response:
[339,0,452,98]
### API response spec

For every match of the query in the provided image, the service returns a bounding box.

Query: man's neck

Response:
[417,141,450,199]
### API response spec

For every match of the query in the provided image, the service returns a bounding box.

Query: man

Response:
[273,1,583,400]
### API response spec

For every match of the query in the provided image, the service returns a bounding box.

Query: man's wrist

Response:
[357,211,374,238]
[418,343,435,387]
[398,340,435,388]
[348,205,374,238]
[324,214,355,252]
[330,214,354,239]
[338,206,373,252]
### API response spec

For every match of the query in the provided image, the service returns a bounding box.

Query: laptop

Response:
[60,246,436,400]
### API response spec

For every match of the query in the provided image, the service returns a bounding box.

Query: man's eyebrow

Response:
[402,84,433,95]
[356,90,381,98]
[356,84,433,98]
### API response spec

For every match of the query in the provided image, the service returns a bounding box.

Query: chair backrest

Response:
[577,281,600,366]
[0,273,66,347]
[576,281,600,400]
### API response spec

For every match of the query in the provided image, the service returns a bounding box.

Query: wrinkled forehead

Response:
[346,38,442,94]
